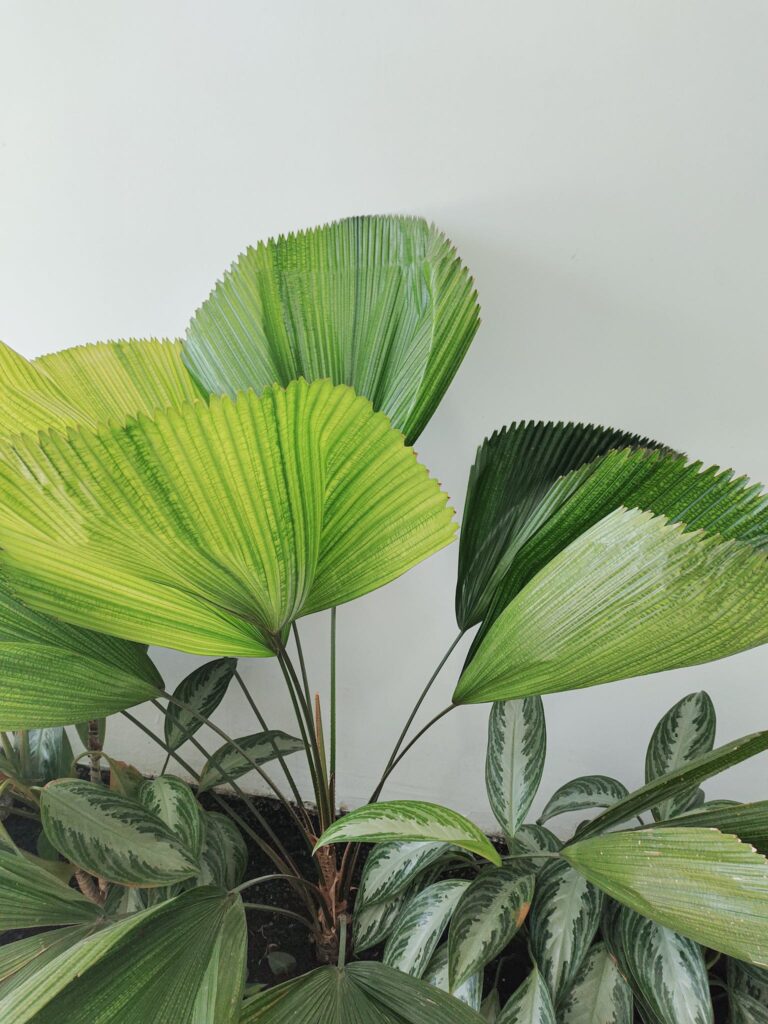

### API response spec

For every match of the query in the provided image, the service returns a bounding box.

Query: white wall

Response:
[1,1,767,832]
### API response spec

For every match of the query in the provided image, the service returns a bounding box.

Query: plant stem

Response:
[234,669,309,825]
[292,623,312,713]
[241,903,315,929]
[371,703,458,801]
[329,608,337,807]
[233,874,323,898]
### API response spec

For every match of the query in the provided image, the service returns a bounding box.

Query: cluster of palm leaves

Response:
[0,215,767,1022]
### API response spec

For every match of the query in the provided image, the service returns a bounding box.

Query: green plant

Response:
[0,215,767,1022]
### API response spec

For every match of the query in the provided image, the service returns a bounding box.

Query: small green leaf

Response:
[538,776,628,826]
[560,942,632,1024]
[529,859,603,1005]
[0,848,103,929]
[497,967,556,1024]
[485,697,546,839]
[198,812,248,890]
[423,945,482,1011]
[356,841,450,909]
[315,801,501,866]
[575,729,768,841]
[198,731,305,792]
[448,866,533,990]
[564,827,768,965]
[383,880,470,978]
[40,779,199,887]
[646,691,716,820]
[164,658,237,751]
[607,906,713,1024]
[139,775,204,860]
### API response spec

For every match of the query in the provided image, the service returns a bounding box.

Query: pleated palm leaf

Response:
[0,379,456,658]
[0,337,202,442]
[182,215,481,444]
[453,420,768,703]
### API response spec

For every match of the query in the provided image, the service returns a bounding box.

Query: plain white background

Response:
[1,1,767,832]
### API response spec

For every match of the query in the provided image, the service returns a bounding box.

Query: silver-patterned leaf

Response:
[164,658,237,751]
[560,942,632,1024]
[40,779,199,887]
[538,776,628,826]
[529,859,603,1005]
[423,944,482,1010]
[198,731,305,792]
[505,824,561,875]
[197,812,248,890]
[728,959,768,1023]
[383,879,470,978]
[356,841,450,909]
[486,698,546,839]
[448,866,534,990]
[610,906,713,1024]
[498,967,556,1024]
[139,775,204,860]
[646,692,716,820]
[353,891,408,953]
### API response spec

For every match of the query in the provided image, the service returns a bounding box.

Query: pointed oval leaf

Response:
[564,827,768,965]
[0,338,201,443]
[609,906,713,1024]
[139,775,204,859]
[423,944,482,1010]
[448,866,534,990]
[383,879,470,978]
[198,731,305,792]
[560,942,632,1024]
[356,840,450,909]
[0,380,455,657]
[504,823,561,875]
[40,779,199,887]
[456,421,661,629]
[538,776,629,826]
[0,575,161,730]
[183,216,480,445]
[497,967,556,1024]
[728,959,768,1024]
[0,848,103,929]
[240,961,486,1023]
[0,887,245,1024]
[485,697,546,839]
[455,508,768,705]
[575,730,768,841]
[353,890,409,954]
[646,691,716,820]
[164,658,237,751]
[197,811,248,890]
[316,801,501,866]
[529,859,603,1004]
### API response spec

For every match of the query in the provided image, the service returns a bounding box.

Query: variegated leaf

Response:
[383,879,470,978]
[610,906,713,1024]
[40,779,199,887]
[728,959,768,1023]
[0,848,103,929]
[560,942,632,1024]
[448,866,534,990]
[139,775,204,860]
[198,731,305,792]
[423,944,482,1010]
[529,859,603,1005]
[505,823,561,875]
[197,812,248,890]
[356,841,449,909]
[538,776,628,826]
[353,891,408,953]
[485,697,546,839]
[316,801,501,865]
[646,692,716,820]
[164,658,237,751]
[497,967,556,1024]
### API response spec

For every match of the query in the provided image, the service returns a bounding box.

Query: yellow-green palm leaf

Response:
[0,379,455,657]
[0,338,201,442]
[183,216,480,444]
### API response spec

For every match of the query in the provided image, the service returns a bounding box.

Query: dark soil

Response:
[1,790,731,1019]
